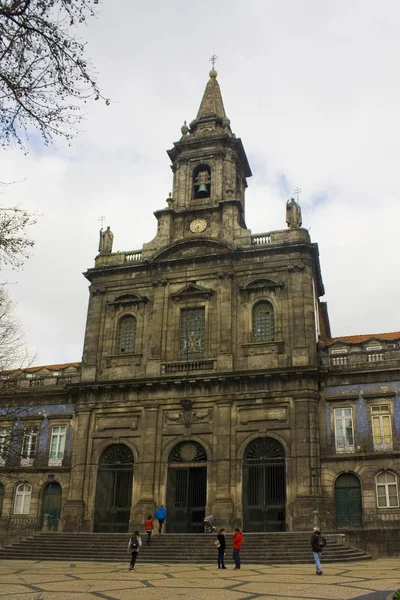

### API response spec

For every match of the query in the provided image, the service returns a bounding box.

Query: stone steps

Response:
[0,533,372,564]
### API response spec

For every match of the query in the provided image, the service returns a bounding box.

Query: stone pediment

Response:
[152,239,234,262]
[171,282,214,301]
[241,278,284,292]
[108,293,148,306]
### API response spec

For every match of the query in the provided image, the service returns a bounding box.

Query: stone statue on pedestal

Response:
[98,226,114,254]
[286,198,302,229]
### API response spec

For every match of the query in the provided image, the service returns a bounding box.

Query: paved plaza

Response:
[0,559,398,600]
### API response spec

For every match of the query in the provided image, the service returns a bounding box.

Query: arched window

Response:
[252,301,274,342]
[193,164,211,199]
[376,471,399,508]
[116,315,136,354]
[14,483,32,514]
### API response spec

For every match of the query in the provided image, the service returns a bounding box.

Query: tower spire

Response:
[196,68,227,121]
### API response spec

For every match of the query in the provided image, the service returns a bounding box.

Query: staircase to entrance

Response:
[0,532,372,564]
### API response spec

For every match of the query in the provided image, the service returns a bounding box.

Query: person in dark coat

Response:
[216,528,227,569]
[310,526,326,575]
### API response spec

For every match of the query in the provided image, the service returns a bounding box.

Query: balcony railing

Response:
[322,349,400,369]
[162,359,216,374]
[48,451,64,467]
[125,251,143,262]
[251,233,271,245]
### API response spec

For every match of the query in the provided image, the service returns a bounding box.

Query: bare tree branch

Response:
[0,0,108,150]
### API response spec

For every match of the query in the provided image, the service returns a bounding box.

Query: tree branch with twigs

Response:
[0,0,108,150]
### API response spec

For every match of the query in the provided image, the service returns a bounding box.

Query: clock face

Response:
[190,218,207,233]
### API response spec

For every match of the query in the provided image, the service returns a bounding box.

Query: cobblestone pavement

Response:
[0,559,398,600]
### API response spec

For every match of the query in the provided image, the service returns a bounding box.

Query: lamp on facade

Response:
[311,465,319,527]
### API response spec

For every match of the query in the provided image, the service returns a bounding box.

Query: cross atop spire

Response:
[209,54,218,69]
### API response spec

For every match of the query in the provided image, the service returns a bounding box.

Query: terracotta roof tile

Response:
[326,332,400,346]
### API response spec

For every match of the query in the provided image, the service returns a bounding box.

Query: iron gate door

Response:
[167,466,207,532]
[42,482,62,531]
[166,440,208,533]
[243,438,286,532]
[335,473,362,528]
[94,445,134,533]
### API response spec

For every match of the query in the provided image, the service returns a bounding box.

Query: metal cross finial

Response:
[294,187,302,202]
[209,54,218,69]
[98,214,106,229]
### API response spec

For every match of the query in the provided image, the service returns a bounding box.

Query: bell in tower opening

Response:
[193,164,211,199]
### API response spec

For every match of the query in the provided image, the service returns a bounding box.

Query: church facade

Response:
[0,70,399,535]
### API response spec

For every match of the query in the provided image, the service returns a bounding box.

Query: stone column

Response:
[146,282,166,377]
[291,392,320,530]
[63,403,92,532]
[211,400,234,528]
[131,405,158,529]
[217,274,233,371]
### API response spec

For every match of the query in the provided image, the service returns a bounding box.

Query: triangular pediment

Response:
[109,293,148,306]
[171,282,214,301]
[241,278,284,292]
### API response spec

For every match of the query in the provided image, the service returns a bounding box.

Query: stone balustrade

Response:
[162,359,215,374]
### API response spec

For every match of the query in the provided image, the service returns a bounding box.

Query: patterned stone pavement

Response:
[0,559,398,600]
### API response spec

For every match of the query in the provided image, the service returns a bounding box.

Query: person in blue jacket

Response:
[155,505,167,535]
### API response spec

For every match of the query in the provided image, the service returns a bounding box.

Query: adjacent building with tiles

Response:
[0,70,399,536]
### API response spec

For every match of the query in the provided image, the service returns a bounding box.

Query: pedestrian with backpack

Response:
[127,530,142,571]
[310,526,326,575]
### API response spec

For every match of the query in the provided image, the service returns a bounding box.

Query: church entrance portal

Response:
[334,473,362,528]
[94,444,134,533]
[243,438,286,532]
[166,441,207,533]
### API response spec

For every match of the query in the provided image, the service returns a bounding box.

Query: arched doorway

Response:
[334,473,362,528]
[94,444,134,533]
[42,482,62,530]
[243,437,286,532]
[166,441,207,533]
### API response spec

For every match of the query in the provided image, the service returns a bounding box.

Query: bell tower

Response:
[142,69,252,256]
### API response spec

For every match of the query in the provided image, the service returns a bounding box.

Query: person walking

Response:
[216,528,227,569]
[127,530,142,571]
[310,526,326,575]
[155,504,167,535]
[232,527,243,570]
[144,515,153,546]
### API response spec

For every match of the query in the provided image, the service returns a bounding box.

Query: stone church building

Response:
[0,70,399,536]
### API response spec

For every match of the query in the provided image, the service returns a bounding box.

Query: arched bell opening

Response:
[166,441,207,533]
[94,444,134,533]
[243,437,286,532]
[193,164,211,199]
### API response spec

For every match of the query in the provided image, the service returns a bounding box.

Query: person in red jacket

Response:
[233,528,244,569]
[144,515,153,546]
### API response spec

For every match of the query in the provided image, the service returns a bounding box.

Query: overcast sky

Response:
[2,0,400,366]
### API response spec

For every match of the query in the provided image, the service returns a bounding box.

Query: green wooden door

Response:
[334,474,362,528]
[43,482,62,530]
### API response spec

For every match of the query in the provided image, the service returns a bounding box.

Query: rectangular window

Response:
[21,427,38,466]
[0,428,11,466]
[179,308,205,360]
[371,405,392,450]
[48,425,66,466]
[334,408,355,453]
